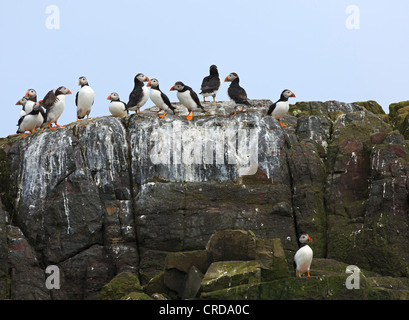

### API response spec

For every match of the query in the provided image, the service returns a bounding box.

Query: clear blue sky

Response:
[1,0,408,138]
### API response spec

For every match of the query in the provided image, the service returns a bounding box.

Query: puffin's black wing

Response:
[228,85,250,106]
[75,91,79,107]
[42,90,58,110]
[200,75,220,93]
[17,115,25,127]
[160,91,176,113]
[122,102,129,115]
[267,102,277,115]
[187,86,205,111]
[126,87,143,110]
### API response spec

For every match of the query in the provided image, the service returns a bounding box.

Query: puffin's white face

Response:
[170,82,185,91]
[16,96,29,106]
[224,72,238,82]
[108,92,120,101]
[282,90,296,99]
[25,89,37,99]
[136,73,149,83]
[148,78,159,88]
[56,86,72,95]
[299,234,312,244]
[33,102,42,111]
[78,76,88,86]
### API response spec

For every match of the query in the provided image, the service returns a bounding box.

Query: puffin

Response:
[42,86,72,129]
[75,76,95,121]
[267,89,296,127]
[224,72,251,118]
[294,233,313,278]
[16,102,44,137]
[200,65,221,103]
[170,81,206,121]
[147,78,176,118]
[25,88,37,102]
[20,88,38,115]
[126,73,150,113]
[16,97,32,118]
[107,92,128,118]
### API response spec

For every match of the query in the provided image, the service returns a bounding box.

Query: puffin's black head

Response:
[107,92,120,101]
[281,89,296,99]
[16,96,29,106]
[224,72,239,82]
[55,86,72,95]
[170,81,185,92]
[134,73,149,84]
[25,89,37,100]
[209,65,219,76]
[147,78,159,88]
[78,76,89,87]
[299,233,312,244]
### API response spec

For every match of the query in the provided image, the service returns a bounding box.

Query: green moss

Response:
[201,261,261,293]
[97,272,142,300]
[353,101,385,115]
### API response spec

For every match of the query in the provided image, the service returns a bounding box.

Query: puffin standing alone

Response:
[75,76,95,121]
[294,233,313,278]
[107,93,128,118]
[224,72,251,118]
[126,73,150,114]
[42,86,72,129]
[267,89,296,127]
[200,65,221,103]
[147,78,176,118]
[16,102,44,137]
[170,81,205,121]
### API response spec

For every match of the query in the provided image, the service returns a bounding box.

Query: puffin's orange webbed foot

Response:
[186,111,194,121]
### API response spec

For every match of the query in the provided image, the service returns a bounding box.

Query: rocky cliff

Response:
[0,99,409,300]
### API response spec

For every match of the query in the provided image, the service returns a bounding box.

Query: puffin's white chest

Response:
[177,90,197,110]
[271,101,289,119]
[294,245,313,274]
[139,85,150,107]
[109,101,127,118]
[77,86,95,115]
[47,95,65,122]
[19,113,43,132]
[24,101,35,114]
[150,88,165,108]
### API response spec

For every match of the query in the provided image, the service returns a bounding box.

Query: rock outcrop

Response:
[0,99,408,300]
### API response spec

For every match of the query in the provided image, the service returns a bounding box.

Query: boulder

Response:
[97,272,142,300]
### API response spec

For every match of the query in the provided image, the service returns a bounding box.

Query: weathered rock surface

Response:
[0,99,408,300]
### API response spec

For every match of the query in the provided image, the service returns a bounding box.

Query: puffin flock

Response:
[16,65,296,136]
[14,64,312,277]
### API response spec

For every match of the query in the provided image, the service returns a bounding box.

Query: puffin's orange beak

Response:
[308,236,312,242]
[147,81,151,87]
[16,100,21,105]
[170,86,175,91]
[107,95,111,100]
[224,76,229,82]
[144,76,150,82]
[78,80,81,86]
[66,89,72,94]
[24,91,29,97]
[292,93,296,98]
